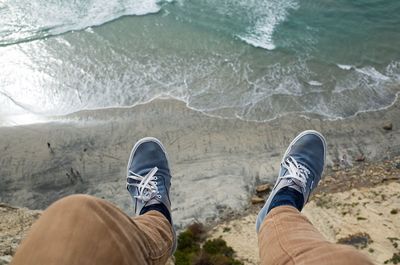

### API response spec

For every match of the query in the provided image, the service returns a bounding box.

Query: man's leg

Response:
[12,137,176,265]
[11,195,173,265]
[256,131,374,265]
[258,206,373,265]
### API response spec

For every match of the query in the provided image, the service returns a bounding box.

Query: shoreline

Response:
[4,85,398,128]
[0,97,399,228]
[22,88,400,126]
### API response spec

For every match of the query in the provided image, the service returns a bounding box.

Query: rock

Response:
[256,184,271,193]
[337,232,372,249]
[324,176,334,183]
[331,163,341,171]
[355,155,365,162]
[251,196,265,204]
[382,176,399,182]
[0,256,12,265]
[383,122,393,131]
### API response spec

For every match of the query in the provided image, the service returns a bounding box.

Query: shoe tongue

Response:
[146,197,162,206]
[288,184,302,194]
[285,179,303,194]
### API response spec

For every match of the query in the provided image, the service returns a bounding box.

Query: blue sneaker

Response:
[256,130,326,233]
[126,137,176,253]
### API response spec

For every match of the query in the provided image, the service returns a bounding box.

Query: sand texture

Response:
[0,98,399,229]
[210,182,400,265]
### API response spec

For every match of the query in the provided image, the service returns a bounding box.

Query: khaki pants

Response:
[12,195,373,265]
[258,206,374,265]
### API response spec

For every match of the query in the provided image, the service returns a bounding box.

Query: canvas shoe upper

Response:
[256,130,326,233]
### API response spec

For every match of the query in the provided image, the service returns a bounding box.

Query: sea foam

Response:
[237,0,298,50]
[337,64,353,71]
[0,0,162,45]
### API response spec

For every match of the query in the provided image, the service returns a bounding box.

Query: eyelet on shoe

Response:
[157,195,162,199]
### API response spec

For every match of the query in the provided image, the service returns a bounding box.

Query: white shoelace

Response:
[127,167,161,202]
[280,156,311,192]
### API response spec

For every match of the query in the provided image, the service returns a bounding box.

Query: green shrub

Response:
[177,230,200,253]
[203,238,234,257]
[175,223,243,265]
[175,250,198,265]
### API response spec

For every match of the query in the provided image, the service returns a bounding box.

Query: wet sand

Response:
[0,97,399,228]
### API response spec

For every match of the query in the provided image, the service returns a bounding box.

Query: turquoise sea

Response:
[1,0,400,126]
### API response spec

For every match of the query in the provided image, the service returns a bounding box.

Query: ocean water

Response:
[1,0,400,126]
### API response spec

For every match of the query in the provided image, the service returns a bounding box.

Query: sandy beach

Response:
[0,97,399,229]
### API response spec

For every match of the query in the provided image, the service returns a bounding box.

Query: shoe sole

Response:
[126,137,177,255]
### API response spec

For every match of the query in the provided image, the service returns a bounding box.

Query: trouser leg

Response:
[258,206,374,265]
[11,194,173,265]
